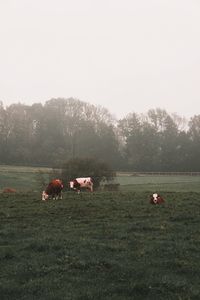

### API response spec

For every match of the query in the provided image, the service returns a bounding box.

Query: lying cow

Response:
[150,193,165,205]
[70,177,93,193]
[42,179,64,201]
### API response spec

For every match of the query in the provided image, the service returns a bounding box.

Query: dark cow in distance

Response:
[42,179,64,201]
[70,177,93,193]
[150,193,165,205]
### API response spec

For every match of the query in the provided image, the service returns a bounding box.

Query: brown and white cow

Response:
[150,193,165,205]
[42,179,64,201]
[70,177,93,193]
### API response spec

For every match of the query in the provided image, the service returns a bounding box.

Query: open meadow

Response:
[0,166,200,299]
[1,165,200,193]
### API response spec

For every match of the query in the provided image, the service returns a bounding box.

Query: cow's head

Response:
[42,191,49,201]
[150,193,164,204]
[69,180,80,193]
[152,193,158,203]
[69,181,74,189]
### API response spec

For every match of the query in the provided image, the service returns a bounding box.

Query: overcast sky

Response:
[0,0,200,119]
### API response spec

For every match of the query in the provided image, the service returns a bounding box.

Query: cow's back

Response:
[76,177,92,186]
[51,179,63,188]
[45,179,63,195]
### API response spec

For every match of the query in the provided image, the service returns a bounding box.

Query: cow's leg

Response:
[55,194,60,200]
[88,186,93,192]
[88,182,93,192]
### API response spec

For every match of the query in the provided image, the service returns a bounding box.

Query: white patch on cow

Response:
[42,191,49,201]
[70,177,93,192]
[76,177,91,184]
[76,177,93,192]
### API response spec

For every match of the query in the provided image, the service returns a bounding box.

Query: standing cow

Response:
[42,179,64,201]
[150,193,165,204]
[70,177,93,193]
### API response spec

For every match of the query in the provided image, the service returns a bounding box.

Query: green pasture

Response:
[0,191,200,299]
[1,165,200,193]
[0,165,52,191]
[115,174,200,193]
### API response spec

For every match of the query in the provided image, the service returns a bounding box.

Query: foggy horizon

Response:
[1,0,200,119]
[0,97,196,121]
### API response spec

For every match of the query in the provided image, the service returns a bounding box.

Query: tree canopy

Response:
[0,99,199,171]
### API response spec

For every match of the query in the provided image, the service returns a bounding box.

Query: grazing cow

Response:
[70,177,93,193]
[42,179,64,201]
[150,193,165,205]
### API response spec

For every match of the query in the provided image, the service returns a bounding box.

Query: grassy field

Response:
[0,191,200,299]
[0,165,53,191]
[0,166,200,299]
[115,174,200,193]
[1,165,200,193]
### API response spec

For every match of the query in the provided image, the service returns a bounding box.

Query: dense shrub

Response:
[61,157,116,189]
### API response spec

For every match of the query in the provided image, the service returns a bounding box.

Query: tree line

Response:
[0,98,200,171]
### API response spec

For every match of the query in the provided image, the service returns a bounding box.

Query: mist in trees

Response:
[0,98,199,171]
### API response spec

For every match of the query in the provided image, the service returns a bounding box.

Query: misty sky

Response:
[0,0,200,119]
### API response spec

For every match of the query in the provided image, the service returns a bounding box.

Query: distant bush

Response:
[61,157,116,190]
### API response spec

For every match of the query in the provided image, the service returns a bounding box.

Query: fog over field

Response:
[0,0,200,118]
